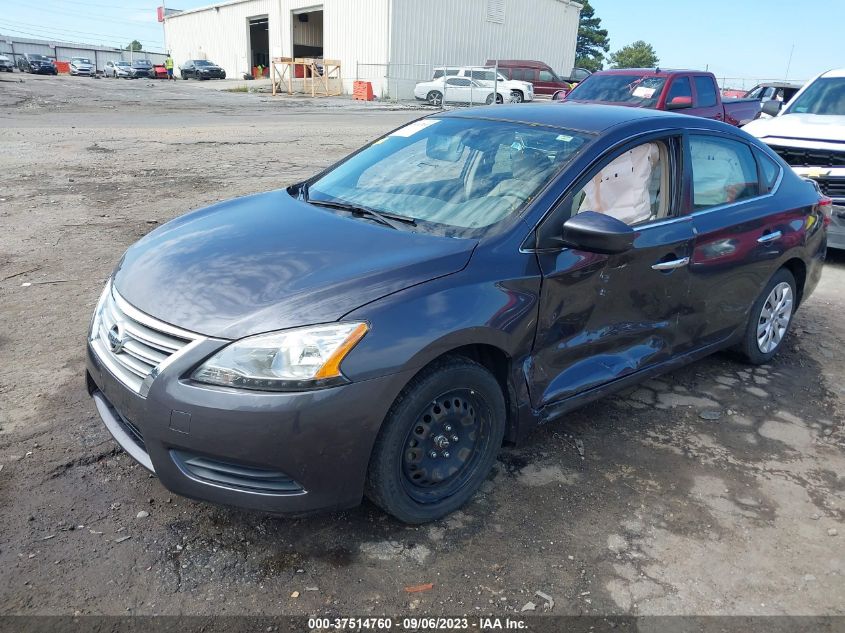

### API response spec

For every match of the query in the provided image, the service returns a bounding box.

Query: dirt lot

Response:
[0,74,843,618]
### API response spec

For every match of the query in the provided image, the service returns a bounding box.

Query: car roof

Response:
[821,69,845,78]
[486,60,551,68]
[592,68,703,77]
[440,103,693,133]
[752,81,803,89]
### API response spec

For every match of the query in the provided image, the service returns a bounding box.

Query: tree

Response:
[125,40,143,52]
[574,0,609,73]
[608,40,659,69]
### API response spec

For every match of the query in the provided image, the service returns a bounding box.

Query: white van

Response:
[433,67,534,102]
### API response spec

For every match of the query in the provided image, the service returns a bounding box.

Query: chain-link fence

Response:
[356,61,524,105]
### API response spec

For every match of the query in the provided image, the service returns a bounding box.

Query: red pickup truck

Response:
[555,69,760,127]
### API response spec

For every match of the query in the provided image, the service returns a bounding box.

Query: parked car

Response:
[744,82,804,118]
[414,76,510,105]
[558,69,760,127]
[0,54,14,72]
[17,53,57,75]
[128,59,153,78]
[104,60,132,78]
[433,67,534,102]
[149,64,168,79]
[744,68,845,249]
[180,60,226,80]
[69,57,94,77]
[486,59,573,96]
[86,104,827,523]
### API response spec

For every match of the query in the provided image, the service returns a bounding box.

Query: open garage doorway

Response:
[248,15,269,72]
[291,6,323,59]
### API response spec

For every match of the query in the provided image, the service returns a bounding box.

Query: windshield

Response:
[195,60,215,66]
[30,55,49,61]
[785,77,845,116]
[306,117,591,237]
[568,74,667,107]
[133,60,151,66]
[73,58,92,64]
[115,61,130,67]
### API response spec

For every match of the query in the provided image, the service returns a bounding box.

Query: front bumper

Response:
[86,338,411,514]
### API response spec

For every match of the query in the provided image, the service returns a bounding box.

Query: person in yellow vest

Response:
[164,54,174,81]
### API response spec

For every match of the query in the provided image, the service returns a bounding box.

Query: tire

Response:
[182,73,188,80]
[426,90,442,106]
[365,356,506,524]
[737,268,797,365]
[486,93,504,105]
[510,90,524,103]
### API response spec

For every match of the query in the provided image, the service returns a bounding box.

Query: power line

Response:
[0,17,146,43]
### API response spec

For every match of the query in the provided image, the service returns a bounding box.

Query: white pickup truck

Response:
[433,67,534,103]
[744,68,845,249]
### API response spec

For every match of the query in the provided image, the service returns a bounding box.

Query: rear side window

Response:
[690,136,759,210]
[514,68,533,82]
[694,76,718,108]
[755,149,781,192]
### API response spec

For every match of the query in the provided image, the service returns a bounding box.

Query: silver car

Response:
[70,57,94,76]
[104,60,131,78]
[0,54,13,72]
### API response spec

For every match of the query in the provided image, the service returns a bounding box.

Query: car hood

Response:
[743,113,845,144]
[113,190,477,340]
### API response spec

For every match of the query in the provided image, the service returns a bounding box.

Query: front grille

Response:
[90,285,196,395]
[814,177,845,200]
[171,450,304,494]
[771,145,845,168]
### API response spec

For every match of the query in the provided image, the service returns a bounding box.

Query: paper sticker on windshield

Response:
[632,86,656,99]
[556,134,574,142]
[389,119,439,137]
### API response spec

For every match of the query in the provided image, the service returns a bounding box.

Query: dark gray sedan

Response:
[87,104,828,523]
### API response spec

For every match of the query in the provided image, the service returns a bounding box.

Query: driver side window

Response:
[570,140,670,226]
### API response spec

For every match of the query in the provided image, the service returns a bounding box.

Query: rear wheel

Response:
[366,356,506,523]
[426,90,442,106]
[486,93,504,105]
[737,268,796,364]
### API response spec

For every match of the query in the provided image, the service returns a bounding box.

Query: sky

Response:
[0,0,842,87]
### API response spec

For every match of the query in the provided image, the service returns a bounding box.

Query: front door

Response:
[529,134,695,408]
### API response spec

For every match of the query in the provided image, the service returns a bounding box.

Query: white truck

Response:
[433,67,534,103]
[744,69,845,249]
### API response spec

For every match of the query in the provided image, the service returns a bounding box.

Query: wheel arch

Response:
[781,257,807,306]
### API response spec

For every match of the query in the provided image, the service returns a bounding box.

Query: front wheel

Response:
[509,90,524,103]
[366,356,506,524]
[737,268,796,364]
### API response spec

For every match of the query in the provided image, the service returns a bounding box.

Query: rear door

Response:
[529,132,695,408]
[681,132,795,351]
[444,78,474,104]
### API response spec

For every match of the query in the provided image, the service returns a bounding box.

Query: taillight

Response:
[819,195,832,227]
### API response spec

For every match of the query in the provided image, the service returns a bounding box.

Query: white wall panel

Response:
[164,0,273,78]
[390,0,580,84]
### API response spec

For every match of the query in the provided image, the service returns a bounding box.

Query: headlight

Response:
[192,322,368,391]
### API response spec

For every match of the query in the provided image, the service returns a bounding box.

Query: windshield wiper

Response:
[306,198,417,230]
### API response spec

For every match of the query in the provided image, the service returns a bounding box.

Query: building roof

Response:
[163,0,267,20]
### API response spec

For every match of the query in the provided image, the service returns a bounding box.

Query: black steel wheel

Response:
[366,356,506,523]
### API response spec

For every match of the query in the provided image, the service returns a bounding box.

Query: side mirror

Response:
[665,96,693,110]
[560,211,635,254]
[761,100,782,117]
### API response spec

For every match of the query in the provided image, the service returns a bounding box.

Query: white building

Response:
[163,0,581,98]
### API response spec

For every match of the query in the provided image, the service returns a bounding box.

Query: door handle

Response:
[651,256,690,271]
[757,230,783,244]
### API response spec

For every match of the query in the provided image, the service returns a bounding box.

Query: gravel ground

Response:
[0,74,843,618]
